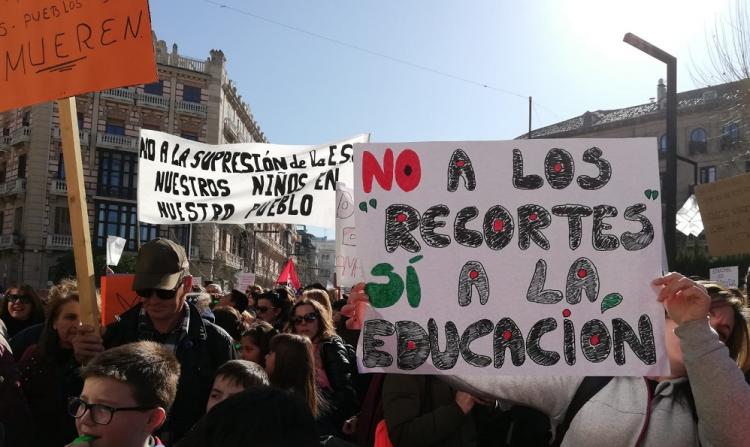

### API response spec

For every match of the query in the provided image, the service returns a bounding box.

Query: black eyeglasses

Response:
[136,287,179,300]
[5,294,31,304]
[67,397,154,425]
[293,312,319,325]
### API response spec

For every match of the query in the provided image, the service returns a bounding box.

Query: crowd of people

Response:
[0,237,748,446]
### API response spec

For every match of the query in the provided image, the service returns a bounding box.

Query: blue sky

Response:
[149,0,733,235]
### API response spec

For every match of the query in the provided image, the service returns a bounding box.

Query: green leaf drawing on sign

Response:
[601,293,623,313]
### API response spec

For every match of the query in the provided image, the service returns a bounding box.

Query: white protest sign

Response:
[193,277,203,289]
[710,266,739,288]
[235,272,256,292]
[354,139,666,376]
[106,236,127,266]
[137,130,369,227]
[335,183,365,287]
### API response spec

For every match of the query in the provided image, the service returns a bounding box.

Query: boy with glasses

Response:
[72,238,237,442]
[66,341,180,447]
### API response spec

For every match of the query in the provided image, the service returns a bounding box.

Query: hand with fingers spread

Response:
[652,272,710,326]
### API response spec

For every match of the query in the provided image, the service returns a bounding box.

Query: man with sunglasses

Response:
[72,238,237,443]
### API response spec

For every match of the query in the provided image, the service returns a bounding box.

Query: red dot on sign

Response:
[396,213,407,223]
[492,219,504,232]
[590,334,600,346]
[406,340,416,350]
[456,160,465,167]
[469,270,479,280]
[502,330,513,341]
[529,212,538,221]
[562,309,571,318]
[553,162,562,173]
[577,268,587,279]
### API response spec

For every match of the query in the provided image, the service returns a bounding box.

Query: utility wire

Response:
[201,0,555,109]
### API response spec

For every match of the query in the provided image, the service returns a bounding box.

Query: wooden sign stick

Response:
[57,97,100,331]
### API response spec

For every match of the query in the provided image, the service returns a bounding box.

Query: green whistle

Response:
[72,434,98,444]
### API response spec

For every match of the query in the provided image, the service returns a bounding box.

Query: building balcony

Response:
[137,92,170,110]
[52,128,90,145]
[216,250,244,270]
[223,117,239,140]
[0,135,10,151]
[0,179,26,196]
[0,234,13,249]
[256,233,286,257]
[100,88,134,104]
[177,100,207,117]
[10,127,31,146]
[96,133,139,152]
[170,54,207,73]
[47,234,73,250]
[49,179,68,195]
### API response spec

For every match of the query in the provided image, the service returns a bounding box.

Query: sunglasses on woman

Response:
[293,312,319,325]
[6,294,31,304]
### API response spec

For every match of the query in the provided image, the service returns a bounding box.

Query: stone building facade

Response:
[0,34,294,290]
[522,79,750,256]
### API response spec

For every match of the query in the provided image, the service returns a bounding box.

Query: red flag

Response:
[276,258,301,290]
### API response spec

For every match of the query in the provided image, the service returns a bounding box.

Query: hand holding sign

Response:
[653,273,710,326]
[342,282,368,330]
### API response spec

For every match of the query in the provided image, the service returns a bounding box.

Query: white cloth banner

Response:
[354,138,666,376]
[137,130,369,227]
[106,236,127,266]
[335,183,364,288]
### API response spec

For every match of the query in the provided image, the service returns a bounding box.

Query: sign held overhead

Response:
[1,0,157,111]
[354,139,666,376]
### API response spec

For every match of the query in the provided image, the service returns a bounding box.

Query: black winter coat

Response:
[103,303,237,443]
[318,335,359,434]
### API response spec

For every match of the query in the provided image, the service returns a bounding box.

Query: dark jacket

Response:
[0,332,33,447]
[382,374,476,447]
[103,303,237,443]
[9,323,44,360]
[1,313,44,339]
[319,335,359,430]
[18,344,81,447]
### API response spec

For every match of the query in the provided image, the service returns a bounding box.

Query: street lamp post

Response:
[623,32,677,269]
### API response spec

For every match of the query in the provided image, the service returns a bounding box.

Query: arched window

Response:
[659,134,668,153]
[689,128,708,154]
[722,123,739,149]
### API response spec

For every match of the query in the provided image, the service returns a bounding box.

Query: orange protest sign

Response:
[1,0,157,111]
[100,274,140,327]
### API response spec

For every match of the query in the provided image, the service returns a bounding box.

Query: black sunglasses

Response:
[136,288,179,300]
[6,294,31,304]
[292,312,319,325]
[254,305,276,314]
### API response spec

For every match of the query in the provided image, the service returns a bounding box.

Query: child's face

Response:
[75,377,162,447]
[206,375,245,412]
[240,336,262,365]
